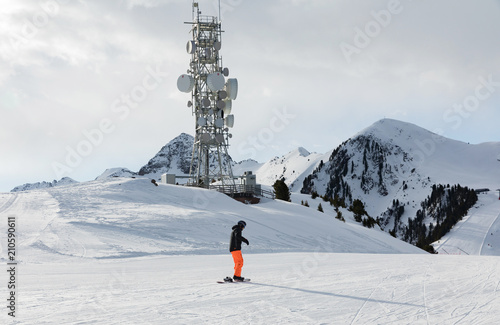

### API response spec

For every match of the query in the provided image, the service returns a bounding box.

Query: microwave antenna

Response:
[178,2,238,188]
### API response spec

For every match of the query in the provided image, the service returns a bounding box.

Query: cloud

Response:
[0,0,499,191]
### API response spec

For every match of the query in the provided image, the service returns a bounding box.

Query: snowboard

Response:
[217,276,251,284]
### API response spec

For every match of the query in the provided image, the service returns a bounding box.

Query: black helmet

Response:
[238,220,246,228]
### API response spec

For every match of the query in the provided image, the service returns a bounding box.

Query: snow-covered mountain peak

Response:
[302,118,500,249]
[355,118,444,148]
[173,132,194,143]
[137,133,194,178]
[296,147,311,157]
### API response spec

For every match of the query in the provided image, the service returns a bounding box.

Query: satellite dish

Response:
[197,117,207,126]
[215,118,224,128]
[186,40,196,54]
[225,114,234,128]
[223,100,232,115]
[207,73,225,92]
[177,74,195,93]
[222,67,229,77]
[218,90,227,100]
[201,133,211,143]
[214,41,221,51]
[228,133,233,138]
[216,100,226,109]
[226,78,238,100]
[202,98,211,108]
[187,101,193,107]
[215,134,224,144]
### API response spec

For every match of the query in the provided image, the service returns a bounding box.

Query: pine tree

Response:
[317,203,324,213]
[273,178,291,202]
[336,210,345,222]
[350,199,367,223]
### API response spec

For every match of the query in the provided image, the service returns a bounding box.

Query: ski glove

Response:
[243,238,249,245]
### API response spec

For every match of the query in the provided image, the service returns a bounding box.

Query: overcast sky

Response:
[1,0,500,192]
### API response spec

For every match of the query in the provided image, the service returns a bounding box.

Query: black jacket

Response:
[229,225,248,252]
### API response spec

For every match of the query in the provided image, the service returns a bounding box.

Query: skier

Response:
[229,220,249,281]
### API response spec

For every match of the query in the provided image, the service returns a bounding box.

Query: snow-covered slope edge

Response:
[10,177,77,192]
[1,177,424,263]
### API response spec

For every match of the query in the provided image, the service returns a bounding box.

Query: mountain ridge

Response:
[300,118,500,248]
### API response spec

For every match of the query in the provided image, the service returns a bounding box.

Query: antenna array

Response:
[178,2,238,187]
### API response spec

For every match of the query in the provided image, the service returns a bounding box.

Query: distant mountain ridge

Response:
[12,119,500,208]
[11,177,77,192]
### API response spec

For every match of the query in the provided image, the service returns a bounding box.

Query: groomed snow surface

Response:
[1,178,499,324]
[433,191,500,256]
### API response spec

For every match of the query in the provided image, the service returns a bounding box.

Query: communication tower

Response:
[177,2,238,188]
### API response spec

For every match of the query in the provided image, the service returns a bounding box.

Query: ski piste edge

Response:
[217,278,251,284]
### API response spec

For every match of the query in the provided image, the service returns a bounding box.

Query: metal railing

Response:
[208,184,275,199]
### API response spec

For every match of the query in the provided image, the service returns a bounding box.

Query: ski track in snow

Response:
[422,265,430,325]
[349,274,388,325]
[434,192,500,256]
[5,253,499,324]
[480,209,500,255]
[0,192,18,214]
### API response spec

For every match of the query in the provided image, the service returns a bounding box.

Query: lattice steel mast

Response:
[177,2,238,188]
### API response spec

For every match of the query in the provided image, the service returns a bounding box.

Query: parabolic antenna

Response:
[202,98,211,108]
[223,100,232,115]
[226,78,238,100]
[222,67,229,77]
[186,40,196,54]
[218,90,227,100]
[197,116,207,126]
[215,118,224,128]
[200,133,211,143]
[215,134,224,144]
[177,74,195,93]
[207,72,225,92]
[214,41,221,51]
[225,114,234,128]
[216,100,226,109]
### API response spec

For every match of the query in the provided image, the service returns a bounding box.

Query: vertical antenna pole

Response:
[218,0,221,21]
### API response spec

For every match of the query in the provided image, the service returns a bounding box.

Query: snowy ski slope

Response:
[0,178,499,324]
[433,191,500,256]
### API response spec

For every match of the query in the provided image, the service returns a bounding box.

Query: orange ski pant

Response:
[231,250,244,277]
